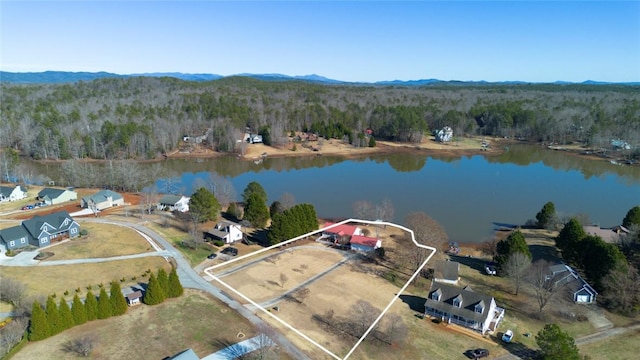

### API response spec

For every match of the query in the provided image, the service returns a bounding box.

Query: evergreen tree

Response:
[368,135,376,147]
[157,268,170,297]
[167,267,184,298]
[97,287,112,319]
[189,187,221,223]
[556,218,586,265]
[29,301,50,341]
[71,294,87,325]
[622,206,640,228]
[536,201,557,229]
[536,323,581,360]
[58,298,74,331]
[495,230,531,267]
[243,192,270,228]
[242,181,268,203]
[45,295,61,335]
[109,281,128,316]
[579,235,628,290]
[85,291,98,321]
[143,273,166,305]
[268,203,318,244]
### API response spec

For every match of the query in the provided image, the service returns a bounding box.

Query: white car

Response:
[485,264,497,275]
[502,329,514,343]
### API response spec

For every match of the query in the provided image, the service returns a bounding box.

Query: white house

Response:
[435,126,453,142]
[424,281,505,335]
[0,185,27,202]
[157,195,190,212]
[203,221,243,244]
[37,187,78,205]
[81,190,124,211]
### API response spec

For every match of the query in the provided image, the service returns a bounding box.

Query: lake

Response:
[151,144,640,244]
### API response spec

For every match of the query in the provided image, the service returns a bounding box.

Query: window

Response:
[431,289,442,301]
[475,300,485,314]
[9,241,15,247]
[71,227,78,234]
[40,238,47,244]
[452,295,463,308]
[20,238,26,244]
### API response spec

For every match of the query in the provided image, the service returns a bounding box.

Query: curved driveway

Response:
[1,217,310,360]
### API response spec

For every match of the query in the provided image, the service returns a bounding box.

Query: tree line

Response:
[1,76,638,162]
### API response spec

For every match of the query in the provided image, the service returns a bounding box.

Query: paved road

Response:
[80,218,312,360]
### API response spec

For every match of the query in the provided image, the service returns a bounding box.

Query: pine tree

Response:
[58,298,74,331]
[97,287,112,320]
[45,295,61,335]
[167,267,184,298]
[536,323,581,360]
[71,294,87,325]
[495,230,531,267]
[157,268,170,296]
[29,301,50,341]
[85,291,98,321]
[109,281,128,316]
[143,273,166,305]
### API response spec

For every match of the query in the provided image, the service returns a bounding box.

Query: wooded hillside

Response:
[1,76,639,161]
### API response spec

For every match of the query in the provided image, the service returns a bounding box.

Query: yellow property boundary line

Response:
[204,219,437,360]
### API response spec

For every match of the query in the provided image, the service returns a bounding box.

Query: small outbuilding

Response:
[433,260,460,285]
[126,290,143,306]
[203,221,243,244]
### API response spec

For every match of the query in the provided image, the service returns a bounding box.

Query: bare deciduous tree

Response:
[503,252,532,295]
[405,212,449,249]
[377,313,408,345]
[600,265,640,316]
[375,198,395,222]
[62,335,97,357]
[279,273,288,288]
[0,318,27,355]
[279,193,296,210]
[353,200,375,220]
[0,278,27,307]
[350,300,380,337]
[294,287,310,304]
[527,260,562,316]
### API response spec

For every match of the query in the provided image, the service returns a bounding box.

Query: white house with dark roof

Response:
[547,264,598,304]
[0,185,27,202]
[424,281,505,334]
[0,210,80,250]
[37,187,78,205]
[203,221,243,244]
[157,194,190,212]
[81,190,124,211]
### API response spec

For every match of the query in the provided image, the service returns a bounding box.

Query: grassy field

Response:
[0,257,172,299]
[578,327,640,360]
[11,289,274,360]
[41,223,155,260]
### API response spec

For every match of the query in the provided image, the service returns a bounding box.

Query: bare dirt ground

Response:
[219,247,345,303]
[165,135,508,163]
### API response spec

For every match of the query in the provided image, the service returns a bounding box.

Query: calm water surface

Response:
[156,144,640,243]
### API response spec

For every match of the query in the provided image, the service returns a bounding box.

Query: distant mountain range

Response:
[0,70,638,86]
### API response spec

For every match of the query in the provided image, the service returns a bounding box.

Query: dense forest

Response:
[1,76,639,162]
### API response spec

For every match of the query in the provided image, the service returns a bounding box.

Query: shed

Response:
[433,260,460,285]
[126,290,143,306]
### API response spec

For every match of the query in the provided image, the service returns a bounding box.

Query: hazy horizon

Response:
[1,1,638,83]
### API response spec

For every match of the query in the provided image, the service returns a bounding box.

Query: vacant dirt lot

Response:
[218,247,345,303]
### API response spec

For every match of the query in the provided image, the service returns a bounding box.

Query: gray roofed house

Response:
[433,260,460,285]
[157,194,190,212]
[37,187,78,205]
[424,281,505,334]
[0,185,27,202]
[583,225,629,244]
[0,210,80,250]
[547,264,597,304]
[0,225,30,250]
[81,190,124,211]
[165,348,200,360]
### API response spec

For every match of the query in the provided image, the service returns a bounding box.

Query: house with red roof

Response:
[321,222,381,252]
[350,234,382,253]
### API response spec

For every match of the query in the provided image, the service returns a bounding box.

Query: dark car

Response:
[207,253,217,260]
[471,348,489,359]
[221,247,238,256]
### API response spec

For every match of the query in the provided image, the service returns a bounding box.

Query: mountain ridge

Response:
[1,70,638,86]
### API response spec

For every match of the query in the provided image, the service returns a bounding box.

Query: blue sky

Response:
[1,1,639,82]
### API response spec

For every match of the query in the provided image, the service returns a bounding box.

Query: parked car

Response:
[207,253,217,260]
[502,329,514,343]
[221,247,238,256]
[485,263,497,275]
[22,205,34,210]
[471,348,490,359]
